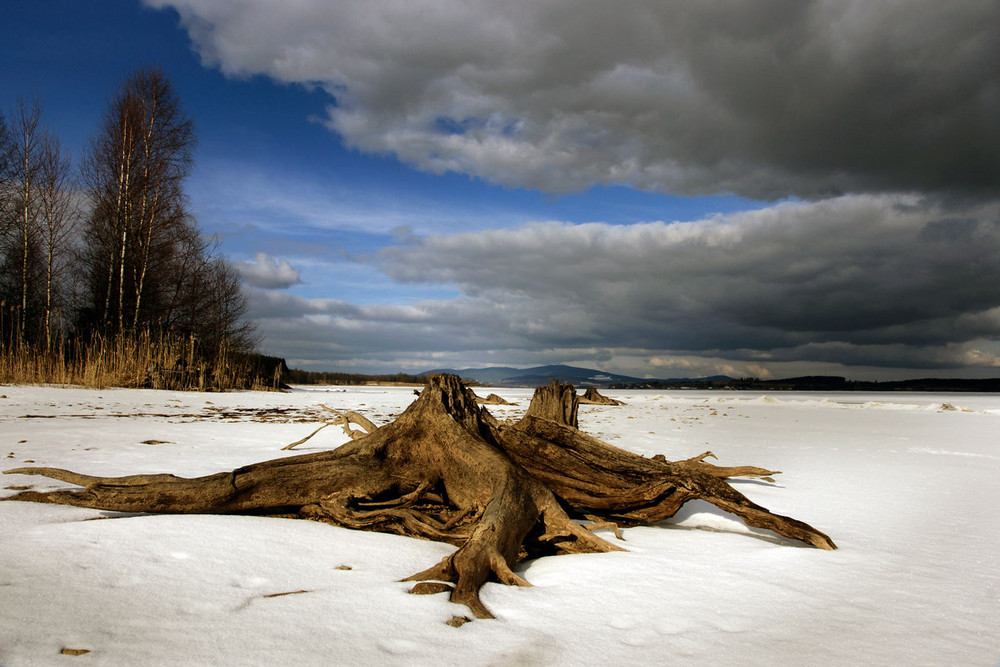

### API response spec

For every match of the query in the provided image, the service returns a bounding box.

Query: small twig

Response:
[263,589,309,598]
[282,406,381,450]
[281,422,333,450]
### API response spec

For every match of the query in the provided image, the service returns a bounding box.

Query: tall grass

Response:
[0,331,282,391]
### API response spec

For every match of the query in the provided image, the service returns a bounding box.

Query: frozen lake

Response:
[2,384,998,665]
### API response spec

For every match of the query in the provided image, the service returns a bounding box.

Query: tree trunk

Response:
[3,374,835,619]
[133,91,161,331]
[38,131,74,351]
[11,100,42,343]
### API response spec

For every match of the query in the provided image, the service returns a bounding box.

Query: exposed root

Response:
[409,582,454,595]
[3,374,837,621]
[282,406,379,450]
[281,423,333,450]
[403,539,533,620]
[585,514,625,540]
[671,451,783,482]
[321,406,379,436]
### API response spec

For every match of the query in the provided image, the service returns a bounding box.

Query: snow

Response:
[2,384,999,666]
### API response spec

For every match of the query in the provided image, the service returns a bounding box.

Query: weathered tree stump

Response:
[522,379,580,427]
[579,386,626,405]
[2,374,835,619]
[475,393,515,406]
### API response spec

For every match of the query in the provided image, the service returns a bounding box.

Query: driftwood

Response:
[2,375,834,619]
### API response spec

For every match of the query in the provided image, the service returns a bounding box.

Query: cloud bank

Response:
[146,1,1000,377]
[246,195,1000,377]
[151,0,997,198]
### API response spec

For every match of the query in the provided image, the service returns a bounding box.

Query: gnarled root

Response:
[3,374,837,622]
[282,407,379,450]
[403,483,621,619]
[404,527,533,619]
[2,444,377,514]
[667,451,781,482]
[300,481,479,546]
[499,386,835,551]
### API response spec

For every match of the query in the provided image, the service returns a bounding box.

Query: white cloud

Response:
[234,252,303,289]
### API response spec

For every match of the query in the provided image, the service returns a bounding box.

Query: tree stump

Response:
[3,374,835,619]
[522,379,581,427]
[475,393,515,406]
[579,387,626,405]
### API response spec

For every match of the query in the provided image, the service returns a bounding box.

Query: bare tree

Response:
[0,75,255,386]
[130,70,194,331]
[2,100,45,343]
[77,67,256,358]
[159,233,257,354]
[203,253,258,353]
[0,112,11,347]
[81,68,194,334]
[36,131,78,349]
[0,111,13,212]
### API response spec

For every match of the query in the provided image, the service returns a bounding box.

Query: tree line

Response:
[609,376,1000,392]
[0,67,258,387]
[284,369,425,386]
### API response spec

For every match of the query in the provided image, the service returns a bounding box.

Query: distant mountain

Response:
[421,364,657,387]
[420,366,526,385]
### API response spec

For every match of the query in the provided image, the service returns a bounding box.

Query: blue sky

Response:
[3,0,999,379]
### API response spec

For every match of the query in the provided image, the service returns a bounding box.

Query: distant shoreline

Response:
[606,376,1000,393]
[291,376,1000,392]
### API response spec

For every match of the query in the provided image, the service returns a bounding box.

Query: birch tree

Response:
[0,111,12,214]
[36,131,78,349]
[0,112,11,346]
[81,68,194,334]
[78,67,255,355]
[2,100,45,343]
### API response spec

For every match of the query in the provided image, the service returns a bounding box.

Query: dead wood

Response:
[282,406,378,450]
[578,387,626,405]
[2,374,834,620]
[475,393,515,406]
[522,379,580,427]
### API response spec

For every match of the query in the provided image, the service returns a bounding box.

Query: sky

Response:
[2,0,999,380]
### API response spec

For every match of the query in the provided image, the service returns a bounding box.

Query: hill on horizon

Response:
[419,364,731,388]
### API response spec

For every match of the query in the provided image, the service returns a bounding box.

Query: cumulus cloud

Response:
[150,0,998,198]
[234,252,303,289]
[241,195,1000,376]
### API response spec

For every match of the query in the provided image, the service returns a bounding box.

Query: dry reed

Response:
[0,332,279,391]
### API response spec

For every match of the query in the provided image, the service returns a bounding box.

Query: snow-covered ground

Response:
[1,384,998,666]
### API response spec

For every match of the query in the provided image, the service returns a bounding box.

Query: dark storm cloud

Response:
[152,0,999,198]
[377,196,1000,352]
